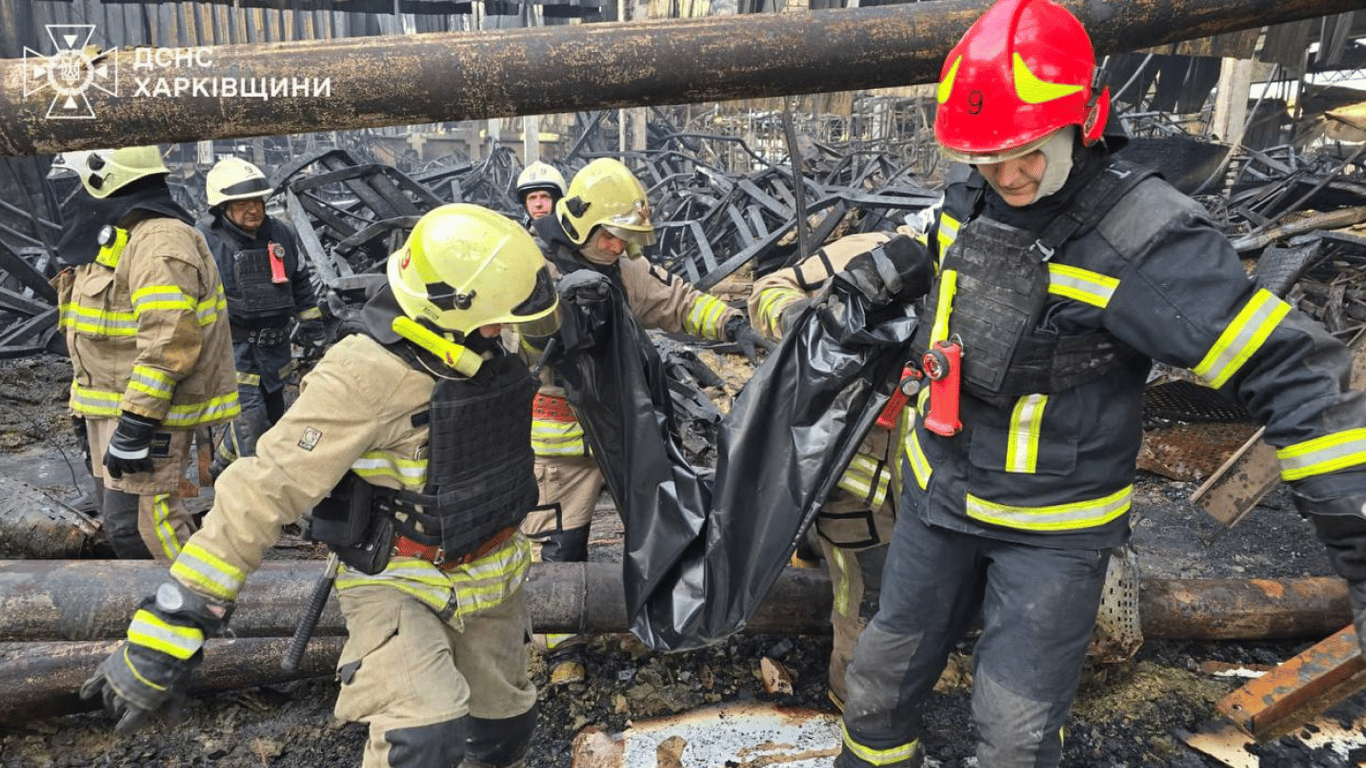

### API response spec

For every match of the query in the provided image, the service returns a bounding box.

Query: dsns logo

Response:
[24,25,117,119]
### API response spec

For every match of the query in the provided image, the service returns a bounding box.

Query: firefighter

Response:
[52,146,239,561]
[198,157,325,478]
[519,157,772,684]
[81,204,560,768]
[833,0,1366,766]
[748,230,916,710]
[515,161,567,225]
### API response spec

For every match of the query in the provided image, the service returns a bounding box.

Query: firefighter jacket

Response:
[904,147,1366,551]
[54,213,239,429]
[749,230,917,510]
[168,329,534,622]
[525,224,741,459]
[197,214,321,394]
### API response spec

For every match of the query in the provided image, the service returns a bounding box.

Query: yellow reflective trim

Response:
[70,383,123,418]
[936,213,960,266]
[685,295,730,340]
[58,303,138,336]
[831,547,851,616]
[930,269,958,344]
[532,419,587,457]
[149,493,183,560]
[1277,428,1366,481]
[197,292,227,325]
[162,395,241,428]
[131,285,195,314]
[1047,263,1118,308]
[756,288,805,333]
[129,366,176,401]
[128,608,203,660]
[1005,395,1047,474]
[236,371,261,387]
[298,306,323,321]
[170,542,247,602]
[905,425,932,490]
[842,724,920,766]
[1013,52,1084,105]
[350,453,427,488]
[937,56,961,104]
[966,486,1131,531]
[837,453,890,508]
[1192,289,1290,389]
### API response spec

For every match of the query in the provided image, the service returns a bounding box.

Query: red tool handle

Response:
[922,340,962,436]
[268,242,288,284]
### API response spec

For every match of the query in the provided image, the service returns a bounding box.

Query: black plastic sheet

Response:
[554,277,917,651]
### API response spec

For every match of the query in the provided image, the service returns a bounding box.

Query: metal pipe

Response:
[1,0,1362,156]
[0,560,1349,643]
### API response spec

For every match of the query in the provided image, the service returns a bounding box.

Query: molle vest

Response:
[230,245,294,321]
[389,352,539,559]
[913,161,1154,403]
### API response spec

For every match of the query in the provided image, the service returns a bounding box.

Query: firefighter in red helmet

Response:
[832,0,1366,765]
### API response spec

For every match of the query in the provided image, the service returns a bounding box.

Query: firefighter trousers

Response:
[334,584,538,768]
[87,417,197,560]
[813,490,892,706]
[838,512,1110,768]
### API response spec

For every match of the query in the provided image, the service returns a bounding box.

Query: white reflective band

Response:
[965,486,1131,531]
[1277,428,1366,481]
[1047,263,1118,308]
[1005,395,1048,474]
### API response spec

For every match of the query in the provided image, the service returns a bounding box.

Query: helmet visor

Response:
[603,199,657,246]
[939,130,1057,166]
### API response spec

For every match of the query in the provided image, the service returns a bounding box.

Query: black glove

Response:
[837,234,934,306]
[292,317,327,349]
[103,411,160,480]
[80,582,232,734]
[724,316,775,364]
[557,269,613,304]
[72,415,92,475]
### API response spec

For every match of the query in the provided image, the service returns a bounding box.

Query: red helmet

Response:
[934,0,1110,163]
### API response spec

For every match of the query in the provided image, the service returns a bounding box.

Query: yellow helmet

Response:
[79,145,169,199]
[387,204,559,339]
[555,158,657,247]
[516,161,567,201]
[206,157,270,208]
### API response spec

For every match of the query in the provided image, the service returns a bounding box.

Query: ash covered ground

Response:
[1,354,1365,768]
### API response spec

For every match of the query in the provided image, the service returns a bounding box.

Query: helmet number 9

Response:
[967,90,984,115]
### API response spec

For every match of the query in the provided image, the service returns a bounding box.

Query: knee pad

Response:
[384,715,468,768]
[102,488,152,560]
[466,705,538,768]
[972,666,1063,768]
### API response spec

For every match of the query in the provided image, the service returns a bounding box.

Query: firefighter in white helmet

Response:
[52,145,239,561]
[517,157,773,684]
[515,160,566,226]
[197,157,323,478]
[83,204,559,768]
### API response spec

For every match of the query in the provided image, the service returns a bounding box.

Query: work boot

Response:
[547,647,586,686]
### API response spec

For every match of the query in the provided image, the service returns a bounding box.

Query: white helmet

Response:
[515,161,567,202]
[206,157,271,209]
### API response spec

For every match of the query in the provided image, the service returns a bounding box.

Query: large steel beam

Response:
[0,560,1350,642]
[1,0,1362,156]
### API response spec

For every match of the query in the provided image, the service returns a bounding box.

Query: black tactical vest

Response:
[232,245,294,321]
[913,161,1154,403]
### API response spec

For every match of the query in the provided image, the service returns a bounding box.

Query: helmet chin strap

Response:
[391,315,483,377]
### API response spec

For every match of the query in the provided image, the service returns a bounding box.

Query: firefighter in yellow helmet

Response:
[51,145,239,561]
[518,157,772,684]
[82,204,559,768]
[197,157,324,479]
[515,160,566,226]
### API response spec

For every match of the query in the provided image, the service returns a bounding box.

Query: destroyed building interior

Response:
[4,0,1366,766]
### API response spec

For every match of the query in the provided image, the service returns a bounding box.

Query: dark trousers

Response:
[839,510,1110,768]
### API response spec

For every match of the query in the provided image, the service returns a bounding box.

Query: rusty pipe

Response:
[0,560,1350,642]
[1,0,1361,156]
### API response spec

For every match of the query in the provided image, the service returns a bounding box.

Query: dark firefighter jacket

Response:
[906,147,1366,551]
[197,214,321,393]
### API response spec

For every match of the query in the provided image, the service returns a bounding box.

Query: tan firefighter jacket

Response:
[527,249,741,458]
[54,216,239,428]
[168,333,533,622]
[748,229,918,509]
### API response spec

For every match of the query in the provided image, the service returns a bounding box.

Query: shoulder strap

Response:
[1035,160,1157,258]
